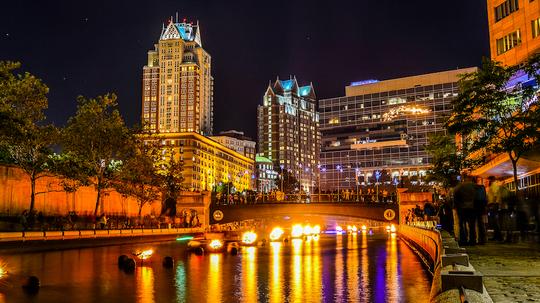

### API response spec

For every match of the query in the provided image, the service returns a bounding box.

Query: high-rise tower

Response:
[257,77,320,192]
[142,18,213,135]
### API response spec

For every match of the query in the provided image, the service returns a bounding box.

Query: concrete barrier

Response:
[0,232,23,241]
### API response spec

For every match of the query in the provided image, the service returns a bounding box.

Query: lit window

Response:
[532,18,540,39]
[496,30,521,55]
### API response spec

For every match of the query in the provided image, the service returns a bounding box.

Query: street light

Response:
[279,164,284,192]
[336,165,342,201]
[374,170,381,202]
[355,167,360,202]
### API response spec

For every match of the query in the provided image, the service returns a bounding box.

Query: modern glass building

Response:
[319,68,476,190]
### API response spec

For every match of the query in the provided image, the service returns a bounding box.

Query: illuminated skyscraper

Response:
[142,18,213,135]
[257,77,320,192]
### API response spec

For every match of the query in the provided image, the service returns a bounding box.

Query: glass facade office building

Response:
[319,68,476,190]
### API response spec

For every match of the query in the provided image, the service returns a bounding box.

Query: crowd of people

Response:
[213,186,400,205]
[408,175,529,246]
[0,209,202,232]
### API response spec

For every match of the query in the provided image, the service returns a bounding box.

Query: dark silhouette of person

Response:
[453,176,477,246]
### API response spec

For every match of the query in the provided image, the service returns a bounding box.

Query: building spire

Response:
[175,12,179,23]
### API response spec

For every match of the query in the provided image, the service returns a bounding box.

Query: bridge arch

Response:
[209,203,399,225]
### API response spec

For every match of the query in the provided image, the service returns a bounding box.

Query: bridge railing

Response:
[212,193,398,205]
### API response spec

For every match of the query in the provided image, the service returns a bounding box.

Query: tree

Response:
[62,94,131,216]
[275,167,300,193]
[446,57,540,194]
[0,61,58,212]
[425,132,469,188]
[115,138,162,217]
[156,147,185,201]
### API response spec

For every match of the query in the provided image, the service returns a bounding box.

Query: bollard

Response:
[194,247,204,256]
[163,256,174,268]
[22,276,40,294]
[123,258,136,272]
[118,255,129,268]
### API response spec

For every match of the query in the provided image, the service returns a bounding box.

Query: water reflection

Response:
[175,261,186,302]
[242,247,257,303]
[386,233,400,302]
[137,266,154,303]
[269,242,282,303]
[0,234,431,303]
[207,254,222,303]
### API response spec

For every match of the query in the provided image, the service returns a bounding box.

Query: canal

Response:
[0,233,431,303]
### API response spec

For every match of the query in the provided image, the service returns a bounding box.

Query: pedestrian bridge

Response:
[209,202,399,225]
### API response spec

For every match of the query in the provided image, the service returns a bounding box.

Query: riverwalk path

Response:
[467,240,540,303]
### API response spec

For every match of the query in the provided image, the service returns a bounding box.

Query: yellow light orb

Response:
[137,249,154,260]
[390,224,397,233]
[209,239,224,250]
[361,225,367,231]
[303,225,313,235]
[291,224,303,238]
[269,227,284,241]
[352,225,358,232]
[242,231,257,245]
[313,225,321,234]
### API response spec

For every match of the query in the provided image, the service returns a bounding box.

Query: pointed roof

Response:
[299,82,316,98]
[160,19,202,46]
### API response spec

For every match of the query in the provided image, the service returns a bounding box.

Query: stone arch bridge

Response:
[209,202,399,225]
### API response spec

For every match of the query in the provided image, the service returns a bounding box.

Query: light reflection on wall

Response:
[242,247,257,302]
[208,254,222,303]
[386,233,400,302]
[175,261,186,302]
[137,266,155,303]
[292,239,303,303]
[347,234,360,301]
[269,242,282,303]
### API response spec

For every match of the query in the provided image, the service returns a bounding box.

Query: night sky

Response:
[0,0,489,139]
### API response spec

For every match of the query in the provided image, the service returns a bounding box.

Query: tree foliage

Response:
[62,94,131,216]
[0,61,58,212]
[446,57,540,193]
[425,132,469,188]
[115,137,162,217]
[275,167,300,193]
[155,147,185,200]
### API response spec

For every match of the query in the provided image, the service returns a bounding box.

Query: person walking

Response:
[473,177,487,244]
[453,176,477,246]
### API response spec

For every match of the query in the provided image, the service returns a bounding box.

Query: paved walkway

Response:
[467,240,540,303]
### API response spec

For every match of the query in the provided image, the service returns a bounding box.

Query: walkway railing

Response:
[399,224,443,273]
[213,193,398,205]
[0,227,203,242]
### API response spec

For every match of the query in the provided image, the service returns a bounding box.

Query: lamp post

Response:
[375,170,381,202]
[355,167,360,202]
[279,164,284,192]
[336,165,342,202]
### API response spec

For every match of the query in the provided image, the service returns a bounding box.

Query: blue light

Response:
[280,80,294,90]
[350,79,379,86]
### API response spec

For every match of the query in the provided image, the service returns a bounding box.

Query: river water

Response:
[0,233,431,303]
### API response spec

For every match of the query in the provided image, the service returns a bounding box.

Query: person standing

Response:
[473,177,488,244]
[486,176,503,241]
[453,176,477,246]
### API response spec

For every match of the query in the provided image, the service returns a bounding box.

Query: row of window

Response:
[495,0,519,22]
[496,30,522,55]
